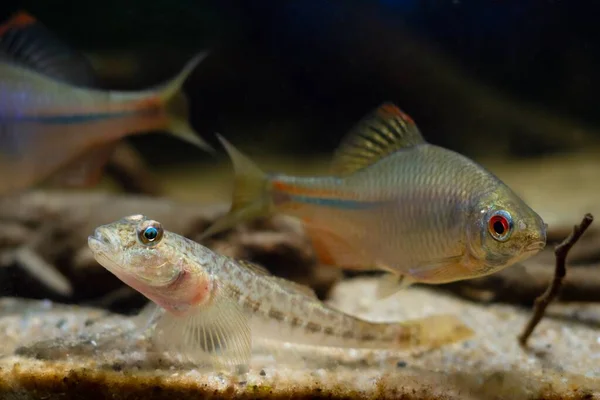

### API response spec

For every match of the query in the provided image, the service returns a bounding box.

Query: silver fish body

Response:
[0,61,151,118]
[272,143,546,282]
[203,103,547,287]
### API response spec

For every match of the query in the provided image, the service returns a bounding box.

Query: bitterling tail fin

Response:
[200,134,272,240]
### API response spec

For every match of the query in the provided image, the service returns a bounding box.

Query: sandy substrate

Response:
[0,277,598,400]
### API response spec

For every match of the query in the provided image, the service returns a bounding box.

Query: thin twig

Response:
[518,213,594,347]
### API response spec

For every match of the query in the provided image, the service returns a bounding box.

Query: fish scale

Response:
[212,254,413,348]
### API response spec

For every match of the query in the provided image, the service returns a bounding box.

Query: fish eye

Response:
[144,227,159,240]
[487,210,513,242]
[137,220,164,246]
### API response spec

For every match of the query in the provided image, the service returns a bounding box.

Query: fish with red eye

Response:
[200,102,547,291]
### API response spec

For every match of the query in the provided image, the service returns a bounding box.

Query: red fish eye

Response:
[488,213,512,241]
[490,216,508,234]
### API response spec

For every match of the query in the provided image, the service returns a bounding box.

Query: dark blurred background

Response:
[2,0,599,165]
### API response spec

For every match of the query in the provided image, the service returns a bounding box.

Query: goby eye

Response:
[137,220,164,246]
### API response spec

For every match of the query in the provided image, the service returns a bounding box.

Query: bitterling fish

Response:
[202,103,547,296]
[88,215,473,368]
[0,11,212,195]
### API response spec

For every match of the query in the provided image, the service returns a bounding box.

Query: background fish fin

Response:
[303,221,371,269]
[48,141,118,187]
[407,255,468,284]
[0,11,96,86]
[155,52,209,101]
[153,52,213,151]
[331,102,426,176]
[374,273,415,300]
[200,135,271,240]
[152,285,251,369]
[0,10,35,36]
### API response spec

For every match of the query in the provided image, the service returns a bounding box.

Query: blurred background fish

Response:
[0,11,211,196]
[203,104,547,294]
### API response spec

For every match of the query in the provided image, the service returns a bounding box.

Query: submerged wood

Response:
[519,213,594,346]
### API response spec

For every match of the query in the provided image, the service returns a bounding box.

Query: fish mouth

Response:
[524,241,546,253]
[88,227,118,256]
[88,227,130,279]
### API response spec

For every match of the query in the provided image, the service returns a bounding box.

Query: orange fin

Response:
[331,102,425,176]
[0,11,36,36]
[48,142,119,187]
[303,221,371,269]
[0,11,96,86]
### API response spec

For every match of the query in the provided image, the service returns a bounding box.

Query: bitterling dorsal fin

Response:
[331,103,425,176]
[0,11,96,87]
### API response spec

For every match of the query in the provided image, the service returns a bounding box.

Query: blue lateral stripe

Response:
[18,110,139,124]
[289,195,380,209]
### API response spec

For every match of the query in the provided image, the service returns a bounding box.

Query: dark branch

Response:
[518,213,594,347]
